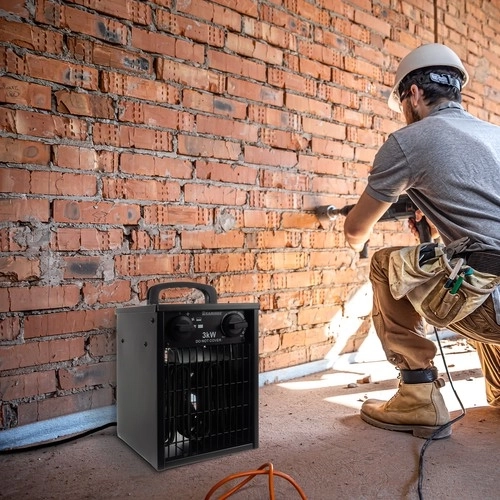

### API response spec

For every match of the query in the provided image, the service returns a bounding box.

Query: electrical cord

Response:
[0,422,117,455]
[417,328,466,500]
[204,462,307,500]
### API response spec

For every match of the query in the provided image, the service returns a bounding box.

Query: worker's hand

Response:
[409,210,440,240]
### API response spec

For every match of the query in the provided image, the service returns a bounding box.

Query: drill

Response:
[316,194,432,257]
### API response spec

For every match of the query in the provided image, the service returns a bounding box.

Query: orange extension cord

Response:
[205,462,308,500]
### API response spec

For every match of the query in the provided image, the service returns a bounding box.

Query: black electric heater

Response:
[116,282,259,470]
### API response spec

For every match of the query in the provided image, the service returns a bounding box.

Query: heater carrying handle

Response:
[147,282,218,305]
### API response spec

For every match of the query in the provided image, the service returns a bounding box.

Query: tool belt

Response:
[389,240,500,328]
[459,250,500,276]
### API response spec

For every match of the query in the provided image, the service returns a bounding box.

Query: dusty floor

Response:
[1,339,499,500]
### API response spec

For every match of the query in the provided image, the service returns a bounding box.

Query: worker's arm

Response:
[343,191,392,252]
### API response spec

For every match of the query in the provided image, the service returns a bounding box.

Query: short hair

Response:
[398,66,464,107]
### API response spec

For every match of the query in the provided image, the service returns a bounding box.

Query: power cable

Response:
[204,462,307,500]
[417,328,466,500]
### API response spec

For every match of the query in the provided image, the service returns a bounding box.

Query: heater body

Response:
[116,283,259,470]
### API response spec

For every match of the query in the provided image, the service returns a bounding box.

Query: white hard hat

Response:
[388,43,469,112]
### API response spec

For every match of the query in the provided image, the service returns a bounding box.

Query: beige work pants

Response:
[371,246,500,406]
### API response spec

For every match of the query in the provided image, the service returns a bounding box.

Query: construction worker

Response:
[344,43,500,439]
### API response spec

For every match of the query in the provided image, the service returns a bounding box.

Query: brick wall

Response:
[1,0,499,429]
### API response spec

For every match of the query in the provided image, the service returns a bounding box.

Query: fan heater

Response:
[116,282,259,470]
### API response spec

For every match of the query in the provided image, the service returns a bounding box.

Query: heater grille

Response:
[164,344,253,459]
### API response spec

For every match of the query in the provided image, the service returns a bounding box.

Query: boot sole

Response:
[360,410,452,439]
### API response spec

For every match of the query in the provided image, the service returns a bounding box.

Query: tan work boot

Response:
[360,368,451,439]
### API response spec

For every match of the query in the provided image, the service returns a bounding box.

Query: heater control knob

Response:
[221,312,248,337]
[168,315,195,341]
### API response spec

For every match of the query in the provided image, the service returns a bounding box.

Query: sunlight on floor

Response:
[277,347,487,413]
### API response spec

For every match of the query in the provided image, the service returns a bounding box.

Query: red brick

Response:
[248,189,301,210]
[103,178,181,202]
[247,231,301,249]
[53,200,140,224]
[88,332,115,357]
[184,183,247,205]
[93,122,173,151]
[120,153,192,179]
[32,171,97,196]
[100,72,179,102]
[115,254,190,276]
[196,115,259,141]
[51,228,123,251]
[193,253,255,273]
[1,285,80,313]
[17,387,113,426]
[285,93,331,118]
[69,0,152,24]
[62,256,103,279]
[227,76,283,106]
[261,128,310,150]
[0,316,20,341]
[196,161,258,185]
[175,38,206,63]
[244,146,297,167]
[118,100,194,131]
[0,76,51,110]
[260,169,309,191]
[268,68,316,94]
[0,18,63,54]
[58,361,115,391]
[177,0,241,31]
[0,167,29,194]
[0,108,88,140]
[0,337,84,370]
[0,371,57,400]
[226,32,283,65]
[180,230,244,250]
[54,145,97,170]
[83,280,131,305]
[302,116,346,139]
[311,137,355,160]
[143,205,212,226]
[156,11,224,47]
[0,137,50,165]
[24,53,98,90]
[129,229,176,251]
[244,17,298,51]
[243,210,280,229]
[183,90,247,118]
[24,308,115,339]
[157,58,226,93]
[60,5,128,45]
[0,256,40,282]
[208,49,266,81]
[55,90,114,118]
[0,0,29,16]
[213,272,271,294]
[0,198,50,223]
[178,135,240,160]
[92,43,153,74]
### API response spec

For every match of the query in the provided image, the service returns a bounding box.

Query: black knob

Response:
[221,312,248,337]
[167,315,195,342]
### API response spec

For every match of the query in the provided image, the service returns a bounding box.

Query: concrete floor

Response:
[1,339,499,500]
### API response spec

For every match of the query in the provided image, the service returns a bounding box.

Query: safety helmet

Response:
[388,43,469,113]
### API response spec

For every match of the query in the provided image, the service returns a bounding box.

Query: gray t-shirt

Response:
[367,101,500,251]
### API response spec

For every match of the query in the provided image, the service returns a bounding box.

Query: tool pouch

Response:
[389,242,500,328]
